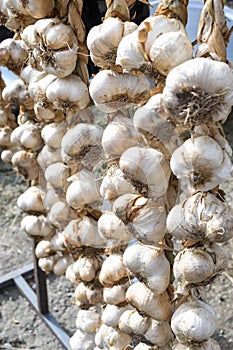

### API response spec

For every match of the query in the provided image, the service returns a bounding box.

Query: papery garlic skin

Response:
[0,38,27,74]
[99,253,128,288]
[119,309,150,335]
[45,162,70,189]
[75,281,103,307]
[89,70,150,113]
[162,58,233,125]
[119,146,171,198]
[70,329,95,350]
[37,145,62,171]
[103,282,129,305]
[170,136,232,192]
[66,169,101,209]
[95,324,131,350]
[17,186,45,213]
[113,194,167,244]
[102,116,143,157]
[21,215,55,238]
[101,304,131,328]
[1,149,14,163]
[126,282,172,321]
[11,150,39,180]
[76,307,101,334]
[123,243,170,295]
[87,17,137,69]
[171,299,216,345]
[72,255,101,282]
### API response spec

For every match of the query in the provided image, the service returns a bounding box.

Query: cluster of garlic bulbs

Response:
[1,0,233,349]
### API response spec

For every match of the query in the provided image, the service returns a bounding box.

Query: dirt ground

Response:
[0,114,233,350]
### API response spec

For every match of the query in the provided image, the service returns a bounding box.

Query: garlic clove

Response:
[76,307,101,334]
[103,282,130,305]
[99,253,129,287]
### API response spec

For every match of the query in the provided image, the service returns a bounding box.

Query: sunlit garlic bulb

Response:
[162,58,233,126]
[0,38,27,74]
[170,136,232,192]
[95,324,131,350]
[99,253,129,288]
[171,298,216,345]
[113,194,167,244]
[11,150,39,180]
[21,215,55,238]
[103,282,130,306]
[101,303,131,328]
[70,329,95,350]
[172,338,221,350]
[74,281,103,307]
[45,162,70,189]
[17,186,45,213]
[123,243,170,295]
[89,70,150,113]
[76,307,101,334]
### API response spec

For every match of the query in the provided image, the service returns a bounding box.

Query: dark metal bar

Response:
[33,239,49,314]
[14,275,71,350]
[0,263,34,289]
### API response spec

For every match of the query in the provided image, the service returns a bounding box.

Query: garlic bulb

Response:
[63,217,106,250]
[102,116,143,157]
[48,201,76,229]
[119,309,150,335]
[61,123,103,165]
[101,303,131,328]
[170,136,232,192]
[98,211,132,247]
[116,15,190,77]
[38,255,59,273]
[162,58,233,125]
[172,338,221,350]
[41,121,67,148]
[37,145,62,171]
[76,307,101,334]
[167,191,233,242]
[11,150,39,180]
[53,254,72,276]
[171,299,216,345]
[66,169,101,209]
[75,281,103,307]
[119,146,171,198]
[89,70,150,113]
[123,243,170,295]
[70,329,95,350]
[99,253,129,287]
[2,79,33,110]
[173,246,217,294]
[0,38,27,73]
[87,17,137,69]
[35,240,57,258]
[10,122,43,150]
[17,186,45,213]
[21,215,55,238]
[46,74,90,116]
[95,324,131,350]
[19,0,54,19]
[113,194,167,244]
[1,149,14,163]
[103,282,129,305]
[72,255,101,282]
[133,93,181,157]
[100,165,138,201]
[0,126,12,146]
[45,162,70,189]
[144,319,173,347]
[126,282,172,321]
[43,186,66,211]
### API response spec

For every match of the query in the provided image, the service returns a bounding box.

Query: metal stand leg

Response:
[0,241,71,349]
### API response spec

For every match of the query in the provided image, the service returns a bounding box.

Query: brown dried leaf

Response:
[68,2,86,43]
[77,42,89,65]
[105,0,130,21]
[155,0,188,26]
[138,21,152,43]
[58,0,70,17]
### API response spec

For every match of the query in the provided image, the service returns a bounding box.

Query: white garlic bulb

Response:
[38,255,59,273]
[89,70,150,113]
[45,162,70,189]
[53,254,72,276]
[61,123,103,165]
[102,116,143,157]
[144,319,173,347]
[119,309,150,335]
[76,307,101,334]
[48,201,76,229]
[21,215,55,238]
[20,0,54,19]
[35,240,56,259]
[119,146,171,198]
[0,38,27,73]
[10,122,43,151]
[95,324,131,350]
[100,165,138,201]
[46,74,90,116]
[113,194,167,244]
[123,243,170,295]
[171,299,216,344]
[2,79,33,110]
[72,255,101,282]
[63,217,107,250]
[101,303,131,328]
[17,186,45,213]
[162,58,233,125]
[133,93,181,156]
[87,17,137,69]
[43,186,66,211]
[99,253,129,288]
[1,149,14,163]
[70,329,95,350]
[126,282,172,321]
[11,150,39,180]
[103,282,129,305]
[170,136,232,192]
[41,121,67,148]
[75,281,103,307]
[98,211,132,247]
[37,145,62,171]
[66,169,101,209]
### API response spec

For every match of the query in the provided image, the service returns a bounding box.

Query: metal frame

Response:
[0,240,71,350]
